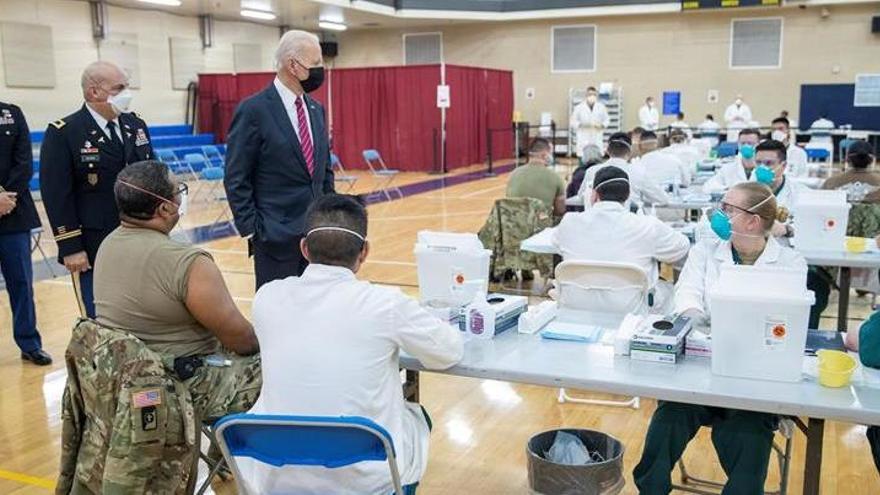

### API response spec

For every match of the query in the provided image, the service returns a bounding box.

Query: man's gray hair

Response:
[275,30,320,70]
[81,61,124,92]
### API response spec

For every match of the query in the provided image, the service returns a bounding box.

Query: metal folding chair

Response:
[201,145,225,167]
[195,420,231,495]
[331,153,358,192]
[30,227,57,278]
[552,260,651,409]
[214,413,405,495]
[362,149,403,201]
[157,148,197,181]
[184,153,212,202]
[674,417,795,495]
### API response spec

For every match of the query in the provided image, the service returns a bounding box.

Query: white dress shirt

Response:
[703,157,751,193]
[638,104,660,131]
[786,145,809,178]
[244,263,464,495]
[674,237,806,319]
[274,77,313,148]
[85,103,123,143]
[552,201,690,286]
[579,157,671,206]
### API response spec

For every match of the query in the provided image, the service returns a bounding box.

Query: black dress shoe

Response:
[21,349,53,366]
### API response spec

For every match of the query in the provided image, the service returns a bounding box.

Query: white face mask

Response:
[177,190,188,216]
[108,89,134,115]
[735,98,743,106]
[771,130,788,143]
[586,95,597,104]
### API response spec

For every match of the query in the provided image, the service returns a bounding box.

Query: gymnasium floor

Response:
[1,160,878,494]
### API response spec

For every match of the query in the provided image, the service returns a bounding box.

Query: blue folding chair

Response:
[202,145,225,167]
[715,142,739,159]
[331,153,358,192]
[158,148,197,180]
[214,413,405,495]
[363,149,403,201]
[806,148,831,162]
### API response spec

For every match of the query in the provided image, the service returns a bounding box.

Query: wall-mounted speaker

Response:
[872,15,880,33]
[321,41,338,58]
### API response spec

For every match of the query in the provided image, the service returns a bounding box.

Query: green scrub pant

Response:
[633,401,777,495]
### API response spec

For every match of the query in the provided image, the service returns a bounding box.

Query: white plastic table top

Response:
[400,329,880,426]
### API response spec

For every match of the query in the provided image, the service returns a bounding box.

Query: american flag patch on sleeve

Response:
[132,389,162,408]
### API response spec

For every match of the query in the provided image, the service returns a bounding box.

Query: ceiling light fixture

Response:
[138,0,182,6]
[241,9,277,20]
[318,20,347,31]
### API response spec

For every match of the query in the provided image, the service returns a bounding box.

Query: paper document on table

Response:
[541,322,607,343]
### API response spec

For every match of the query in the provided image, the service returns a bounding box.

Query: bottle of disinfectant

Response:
[464,292,495,340]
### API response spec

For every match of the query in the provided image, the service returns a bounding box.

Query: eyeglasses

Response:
[719,201,753,216]
[755,159,781,168]
[174,182,189,197]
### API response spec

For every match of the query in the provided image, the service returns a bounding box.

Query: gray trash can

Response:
[526,428,625,495]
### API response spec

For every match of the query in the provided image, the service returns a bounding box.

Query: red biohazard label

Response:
[826,219,836,229]
[772,325,786,338]
[455,274,465,285]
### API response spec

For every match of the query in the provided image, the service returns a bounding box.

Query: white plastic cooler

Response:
[414,231,491,307]
[709,265,815,382]
[792,189,850,251]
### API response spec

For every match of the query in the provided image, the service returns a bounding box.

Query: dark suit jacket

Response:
[0,102,41,234]
[224,84,334,259]
[40,105,153,260]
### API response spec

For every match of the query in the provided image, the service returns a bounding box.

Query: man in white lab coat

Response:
[754,139,805,238]
[724,95,752,142]
[703,128,762,192]
[554,166,690,311]
[697,114,721,148]
[570,86,610,158]
[771,117,808,178]
[579,132,670,207]
[638,131,693,187]
[808,114,836,158]
[245,194,464,495]
[638,96,659,131]
[663,128,701,176]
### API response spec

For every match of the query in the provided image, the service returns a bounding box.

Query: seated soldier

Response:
[94,160,260,423]
[245,194,464,495]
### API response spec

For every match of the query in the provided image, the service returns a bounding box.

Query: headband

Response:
[306,226,366,242]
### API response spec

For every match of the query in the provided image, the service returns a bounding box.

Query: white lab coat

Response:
[640,150,692,187]
[698,119,722,147]
[724,103,753,142]
[579,157,671,206]
[639,104,660,131]
[785,145,809,178]
[674,237,807,318]
[552,201,690,287]
[570,100,610,157]
[808,118,836,157]
[664,143,702,174]
[245,264,464,495]
[703,157,751,193]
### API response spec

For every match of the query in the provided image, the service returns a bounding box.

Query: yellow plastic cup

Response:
[845,236,867,253]
[817,350,857,388]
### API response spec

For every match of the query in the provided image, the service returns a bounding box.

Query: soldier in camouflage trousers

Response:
[478,197,555,281]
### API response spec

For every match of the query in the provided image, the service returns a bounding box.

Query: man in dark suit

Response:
[0,102,51,365]
[225,30,334,289]
[40,61,154,318]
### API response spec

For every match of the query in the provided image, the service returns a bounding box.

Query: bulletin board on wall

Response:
[799,84,880,132]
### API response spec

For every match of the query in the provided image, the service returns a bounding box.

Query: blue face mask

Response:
[710,209,734,241]
[740,144,756,160]
[755,165,776,185]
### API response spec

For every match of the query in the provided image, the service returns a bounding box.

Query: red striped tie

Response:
[294,97,315,176]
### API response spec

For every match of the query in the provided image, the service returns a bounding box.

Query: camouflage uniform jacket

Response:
[478,197,555,279]
[57,320,198,494]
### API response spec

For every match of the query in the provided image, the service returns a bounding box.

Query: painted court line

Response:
[0,468,55,490]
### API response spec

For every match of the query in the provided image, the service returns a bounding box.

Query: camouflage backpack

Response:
[478,197,554,279]
[58,320,198,495]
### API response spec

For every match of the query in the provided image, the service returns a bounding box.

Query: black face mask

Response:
[299,66,325,93]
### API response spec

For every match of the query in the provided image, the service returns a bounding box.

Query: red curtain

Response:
[197,65,511,172]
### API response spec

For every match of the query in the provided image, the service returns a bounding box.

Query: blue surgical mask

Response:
[755,165,776,185]
[740,144,756,160]
[710,209,734,241]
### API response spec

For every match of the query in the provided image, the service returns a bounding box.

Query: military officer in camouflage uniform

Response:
[40,61,154,318]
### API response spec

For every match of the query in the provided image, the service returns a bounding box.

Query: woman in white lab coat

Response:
[570,86,610,157]
[633,182,807,495]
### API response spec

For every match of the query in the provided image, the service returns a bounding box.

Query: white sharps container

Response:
[414,231,492,308]
[792,189,850,251]
[709,265,815,382]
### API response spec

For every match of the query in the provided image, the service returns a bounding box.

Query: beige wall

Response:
[335,3,880,130]
[0,0,280,128]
